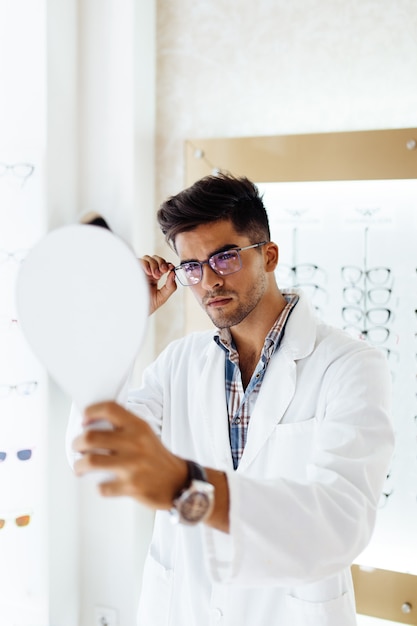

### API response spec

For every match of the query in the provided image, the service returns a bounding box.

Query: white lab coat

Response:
[125,291,394,626]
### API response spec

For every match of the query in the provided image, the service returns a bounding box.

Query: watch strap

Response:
[185,460,208,485]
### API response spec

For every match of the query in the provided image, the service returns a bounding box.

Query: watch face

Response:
[182,491,210,523]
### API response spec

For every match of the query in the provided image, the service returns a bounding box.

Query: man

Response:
[73,173,394,626]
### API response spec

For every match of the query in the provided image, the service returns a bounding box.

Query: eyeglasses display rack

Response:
[0,0,49,623]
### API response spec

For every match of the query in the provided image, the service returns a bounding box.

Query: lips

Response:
[205,296,233,307]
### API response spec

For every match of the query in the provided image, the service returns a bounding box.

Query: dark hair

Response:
[157,172,271,249]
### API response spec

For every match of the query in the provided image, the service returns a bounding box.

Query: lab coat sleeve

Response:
[204,344,394,588]
[126,362,164,436]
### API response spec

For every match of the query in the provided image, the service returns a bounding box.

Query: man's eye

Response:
[215,251,236,262]
[183,262,200,273]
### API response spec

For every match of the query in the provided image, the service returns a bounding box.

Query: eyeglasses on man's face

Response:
[173,241,267,286]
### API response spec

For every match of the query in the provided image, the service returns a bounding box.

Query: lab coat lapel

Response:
[237,347,296,472]
[199,340,234,470]
[237,290,317,473]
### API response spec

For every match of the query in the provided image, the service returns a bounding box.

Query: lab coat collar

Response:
[279,288,319,360]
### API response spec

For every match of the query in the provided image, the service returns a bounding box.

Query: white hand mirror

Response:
[15,224,149,414]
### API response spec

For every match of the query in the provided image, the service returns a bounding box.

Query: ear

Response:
[264,242,279,273]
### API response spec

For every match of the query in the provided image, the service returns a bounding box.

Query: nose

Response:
[200,262,224,290]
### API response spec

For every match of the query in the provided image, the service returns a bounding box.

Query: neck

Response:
[230,290,288,360]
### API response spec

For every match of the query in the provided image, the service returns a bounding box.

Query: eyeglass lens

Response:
[210,249,241,274]
[343,286,392,306]
[0,249,28,265]
[175,243,266,286]
[0,449,33,462]
[277,263,323,283]
[0,163,34,181]
[0,381,38,397]
[342,306,391,325]
[341,266,391,285]
[0,514,31,529]
[176,249,241,285]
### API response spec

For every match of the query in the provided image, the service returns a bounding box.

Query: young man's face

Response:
[174,219,270,330]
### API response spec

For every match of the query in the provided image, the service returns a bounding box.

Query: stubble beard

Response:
[203,273,268,330]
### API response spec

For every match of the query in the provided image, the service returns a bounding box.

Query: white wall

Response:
[76,2,156,625]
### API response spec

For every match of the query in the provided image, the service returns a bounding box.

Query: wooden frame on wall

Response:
[185,128,417,185]
[184,128,417,623]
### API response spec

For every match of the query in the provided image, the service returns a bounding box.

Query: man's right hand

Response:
[140,255,178,315]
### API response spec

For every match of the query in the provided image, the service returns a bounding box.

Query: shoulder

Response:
[316,318,384,359]
[285,289,387,362]
[312,321,392,399]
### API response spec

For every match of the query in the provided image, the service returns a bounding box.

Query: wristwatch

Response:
[170,460,215,525]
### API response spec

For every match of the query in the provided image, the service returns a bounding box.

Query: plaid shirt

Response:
[214,294,299,469]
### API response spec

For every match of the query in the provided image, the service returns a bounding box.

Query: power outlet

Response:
[94,606,118,626]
